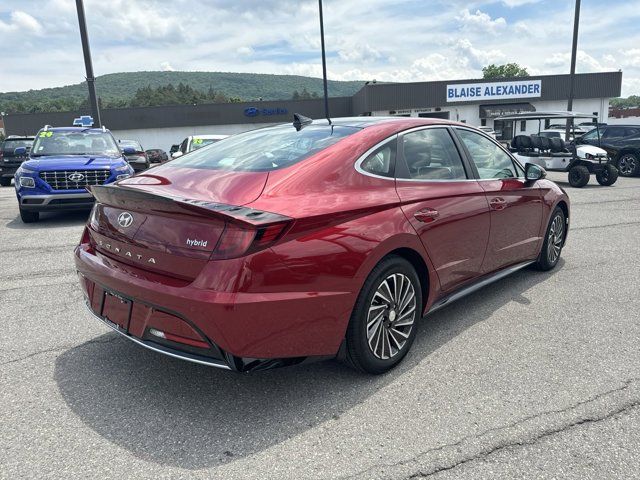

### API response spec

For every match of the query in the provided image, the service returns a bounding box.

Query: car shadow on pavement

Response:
[54,260,563,470]
[5,210,90,229]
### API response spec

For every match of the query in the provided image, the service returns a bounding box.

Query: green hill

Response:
[0,71,365,113]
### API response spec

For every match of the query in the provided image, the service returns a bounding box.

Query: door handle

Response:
[489,197,507,211]
[414,208,439,223]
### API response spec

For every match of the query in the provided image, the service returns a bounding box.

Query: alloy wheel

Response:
[618,155,637,176]
[366,273,417,360]
[547,214,564,264]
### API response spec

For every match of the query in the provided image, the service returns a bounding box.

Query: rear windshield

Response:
[2,139,33,153]
[32,130,120,157]
[189,138,222,152]
[119,140,142,150]
[169,125,360,172]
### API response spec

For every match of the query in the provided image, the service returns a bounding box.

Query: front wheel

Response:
[535,207,566,271]
[19,208,39,223]
[596,164,618,186]
[568,165,590,188]
[345,256,422,374]
[617,153,639,177]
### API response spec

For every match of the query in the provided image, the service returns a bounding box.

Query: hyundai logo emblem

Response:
[67,172,85,182]
[117,211,134,228]
[244,107,260,117]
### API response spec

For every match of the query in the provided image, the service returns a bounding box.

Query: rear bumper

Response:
[19,193,94,211]
[74,243,354,368]
[83,300,232,370]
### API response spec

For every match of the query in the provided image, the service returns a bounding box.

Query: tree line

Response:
[0,83,243,114]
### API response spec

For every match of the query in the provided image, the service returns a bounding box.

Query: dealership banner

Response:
[446,80,542,102]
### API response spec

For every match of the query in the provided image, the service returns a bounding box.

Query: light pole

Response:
[318,0,331,123]
[565,0,581,141]
[75,0,101,127]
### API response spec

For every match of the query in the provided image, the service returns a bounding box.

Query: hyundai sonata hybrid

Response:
[75,116,569,374]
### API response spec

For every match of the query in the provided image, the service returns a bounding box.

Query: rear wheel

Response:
[596,164,618,186]
[345,256,422,374]
[0,177,11,187]
[617,153,639,177]
[19,208,39,223]
[568,165,590,188]
[535,207,565,271]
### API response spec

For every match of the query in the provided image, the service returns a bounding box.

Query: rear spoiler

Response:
[90,184,291,228]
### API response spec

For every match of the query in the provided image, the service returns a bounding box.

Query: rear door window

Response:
[398,128,468,180]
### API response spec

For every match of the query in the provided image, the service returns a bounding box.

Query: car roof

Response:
[39,126,111,133]
[189,134,229,139]
[296,116,460,129]
[4,135,34,140]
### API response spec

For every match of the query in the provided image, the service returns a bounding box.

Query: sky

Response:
[0,0,639,96]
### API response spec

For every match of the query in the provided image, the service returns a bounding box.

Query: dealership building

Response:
[3,71,622,152]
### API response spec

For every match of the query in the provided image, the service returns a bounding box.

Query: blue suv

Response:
[14,126,135,223]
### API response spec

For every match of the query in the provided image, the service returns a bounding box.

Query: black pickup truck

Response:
[0,136,35,186]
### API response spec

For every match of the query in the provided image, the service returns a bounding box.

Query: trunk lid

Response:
[88,167,271,280]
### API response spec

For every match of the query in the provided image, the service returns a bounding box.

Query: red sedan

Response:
[75,117,569,374]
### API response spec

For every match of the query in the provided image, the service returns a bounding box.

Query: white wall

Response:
[372,98,610,136]
[110,122,281,153]
[607,116,640,125]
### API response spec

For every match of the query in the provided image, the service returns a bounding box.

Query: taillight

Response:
[210,221,290,260]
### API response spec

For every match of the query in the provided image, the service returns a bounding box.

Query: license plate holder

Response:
[102,291,132,331]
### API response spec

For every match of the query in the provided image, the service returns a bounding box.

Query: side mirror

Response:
[122,147,136,155]
[14,147,27,156]
[171,151,184,159]
[525,163,546,181]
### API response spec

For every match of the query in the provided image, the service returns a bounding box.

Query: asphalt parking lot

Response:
[1,172,640,479]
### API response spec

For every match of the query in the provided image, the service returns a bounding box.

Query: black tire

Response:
[0,177,11,187]
[19,208,39,223]
[535,207,566,271]
[568,165,590,188]
[596,164,618,186]
[345,255,422,374]
[616,153,640,177]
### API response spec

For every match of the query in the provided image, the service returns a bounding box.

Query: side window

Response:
[603,127,625,139]
[399,129,467,180]
[456,128,518,179]
[359,140,396,178]
[180,138,188,153]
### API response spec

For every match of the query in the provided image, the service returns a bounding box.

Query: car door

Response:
[394,127,491,293]
[454,127,543,273]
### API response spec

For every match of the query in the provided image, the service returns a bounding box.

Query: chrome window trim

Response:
[354,135,398,181]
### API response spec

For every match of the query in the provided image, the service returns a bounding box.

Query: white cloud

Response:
[457,9,506,35]
[236,46,254,56]
[160,61,174,72]
[0,0,638,97]
[0,11,44,35]
[338,43,383,63]
[544,50,616,72]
